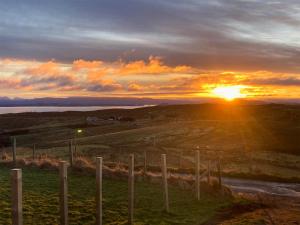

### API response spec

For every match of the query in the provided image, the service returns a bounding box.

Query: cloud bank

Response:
[0,58,299,99]
[1,0,300,73]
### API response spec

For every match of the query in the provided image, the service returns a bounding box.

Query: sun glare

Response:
[212,85,246,101]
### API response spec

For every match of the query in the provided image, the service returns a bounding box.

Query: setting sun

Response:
[212,85,246,101]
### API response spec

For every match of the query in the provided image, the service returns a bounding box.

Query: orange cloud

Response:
[118,56,193,75]
[127,83,144,91]
[0,58,299,99]
[70,57,194,78]
[72,59,103,70]
[24,61,61,76]
[86,70,107,81]
[0,79,21,88]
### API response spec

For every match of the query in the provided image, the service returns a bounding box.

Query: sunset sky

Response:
[0,0,299,100]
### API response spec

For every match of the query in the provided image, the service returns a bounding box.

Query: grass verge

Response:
[0,165,234,225]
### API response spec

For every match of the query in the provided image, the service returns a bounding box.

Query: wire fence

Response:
[0,137,226,225]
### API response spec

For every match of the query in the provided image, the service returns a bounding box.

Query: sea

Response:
[0,106,149,115]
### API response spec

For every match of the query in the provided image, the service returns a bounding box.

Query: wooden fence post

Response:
[32,144,36,160]
[11,169,22,225]
[59,161,68,225]
[217,158,222,190]
[143,151,147,175]
[161,154,169,212]
[195,150,200,200]
[96,157,103,225]
[207,160,211,185]
[128,154,134,225]
[69,141,73,167]
[12,137,17,167]
[74,138,77,158]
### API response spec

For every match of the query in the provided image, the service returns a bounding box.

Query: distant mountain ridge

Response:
[0,97,199,107]
[0,96,298,107]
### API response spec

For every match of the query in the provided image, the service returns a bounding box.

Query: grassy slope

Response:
[1,103,300,182]
[0,166,232,225]
[2,104,300,154]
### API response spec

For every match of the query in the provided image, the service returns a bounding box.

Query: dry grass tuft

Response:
[38,158,59,170]
[73,157,95,173]
[1,151,10,161]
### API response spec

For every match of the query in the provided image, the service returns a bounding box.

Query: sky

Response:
[0,0,299,100]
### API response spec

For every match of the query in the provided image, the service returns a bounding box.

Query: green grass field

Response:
[0,165,233,225]
[1,103,300,183]
[1,104,298,224]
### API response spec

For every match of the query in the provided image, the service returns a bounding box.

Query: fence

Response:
[6,137,223,170]
[4,149,223,225]
[5,140,221,174]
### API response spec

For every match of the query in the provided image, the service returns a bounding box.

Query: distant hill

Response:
[0,96,201,107]
[0,96,298,107]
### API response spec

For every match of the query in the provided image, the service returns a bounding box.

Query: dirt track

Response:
[223,177,300,197]
[222,178,300,225]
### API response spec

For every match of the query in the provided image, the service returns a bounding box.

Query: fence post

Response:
[12,137,17,167]
[207,160,211,185]
[96,157,103,225]
[161,154,169,212]
[217,157,222,190]
[143,151,147,175]
[195,150,200,200]
[11,169,22,225]
[69,141,73,167]
[128,154,134,225]
[32,144,36,160]
[59,161,68,225]
[74,138,77,158]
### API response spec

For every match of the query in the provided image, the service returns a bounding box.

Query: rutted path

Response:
[222,177,300,224]
[172,171,300,198]
[223,177,300,197]
[171,172,300,224]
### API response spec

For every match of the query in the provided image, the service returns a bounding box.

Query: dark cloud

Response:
[1,0,300,73]
[19,76,74,87]
[246,78,300,86]
[85,83,122,92]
